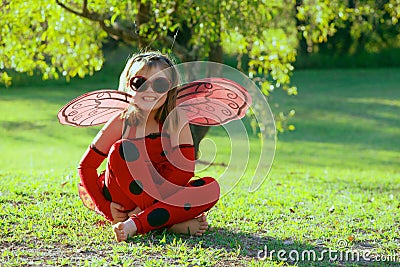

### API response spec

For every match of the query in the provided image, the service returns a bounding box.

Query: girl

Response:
[78,52,220,242]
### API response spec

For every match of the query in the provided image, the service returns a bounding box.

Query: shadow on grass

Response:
[271,68,400,153]
[276,99,400,153]
[131,227,399,266]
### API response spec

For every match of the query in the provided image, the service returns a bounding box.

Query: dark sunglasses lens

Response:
[153,77,170,93]
[130,76,146,91]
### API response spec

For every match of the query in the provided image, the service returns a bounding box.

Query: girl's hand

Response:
[127,206,142,217]
[110,202,128,223]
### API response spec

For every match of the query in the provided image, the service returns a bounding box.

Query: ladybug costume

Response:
[78,122,220,234]
[57,66,252,235]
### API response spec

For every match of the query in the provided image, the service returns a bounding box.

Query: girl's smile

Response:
[142,95,157,102]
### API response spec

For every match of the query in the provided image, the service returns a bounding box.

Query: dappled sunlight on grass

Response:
[346,97,400,108]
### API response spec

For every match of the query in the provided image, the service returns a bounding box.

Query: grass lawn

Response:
[0,67,399,266]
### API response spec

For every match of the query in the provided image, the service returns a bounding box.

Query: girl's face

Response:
[129,65,171,112]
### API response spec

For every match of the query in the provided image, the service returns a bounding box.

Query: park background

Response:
[1,1,399,266]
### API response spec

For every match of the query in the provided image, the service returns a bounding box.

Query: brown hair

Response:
[118,52,180,129]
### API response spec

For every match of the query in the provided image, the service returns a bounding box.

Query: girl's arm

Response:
[169,107,194,148]
[91,113,125,153]
[78,113,124,221]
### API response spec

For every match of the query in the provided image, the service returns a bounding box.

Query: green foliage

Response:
[297,0,338,45]
[1,0,105,83]
[2,0,400,110]
[296,0,400,55]
[0,2,316,87]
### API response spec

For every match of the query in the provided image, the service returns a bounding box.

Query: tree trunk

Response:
[135,1,151,48]
[190,41,223,156]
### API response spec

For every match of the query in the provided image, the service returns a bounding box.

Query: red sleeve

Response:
[78,145,113,221]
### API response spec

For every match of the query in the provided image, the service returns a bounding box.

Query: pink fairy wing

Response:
[58,90,132,127]
[176,78,252,126]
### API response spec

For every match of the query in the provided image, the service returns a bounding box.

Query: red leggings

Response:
[102,139,220,234]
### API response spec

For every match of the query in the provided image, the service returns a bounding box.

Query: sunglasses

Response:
[129,76,172,94]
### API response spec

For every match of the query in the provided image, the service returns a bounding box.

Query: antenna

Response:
[133,20,139,35]
[170,27,179,51]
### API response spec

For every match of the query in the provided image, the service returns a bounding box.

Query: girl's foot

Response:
[112,218,137,242]
[168,214,209,236]
[112,207,142,225]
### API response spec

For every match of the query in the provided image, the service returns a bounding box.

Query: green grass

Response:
[0,68,399,266]
[294,48,400,69]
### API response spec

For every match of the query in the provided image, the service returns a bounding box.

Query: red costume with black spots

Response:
[78,123,220,234]
[58,52,251,239]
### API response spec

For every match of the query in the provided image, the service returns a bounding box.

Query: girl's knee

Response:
[188,176,220,201]
[189,177,219,190]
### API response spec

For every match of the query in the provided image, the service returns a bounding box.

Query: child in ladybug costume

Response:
[78,52,220,241]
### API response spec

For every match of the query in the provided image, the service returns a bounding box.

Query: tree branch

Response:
[99,21,138,43]
[55,0,195,61]
[82,0,89,16]
[55,0,84,18]
[55,0,106,21]
[56,0,138,43]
